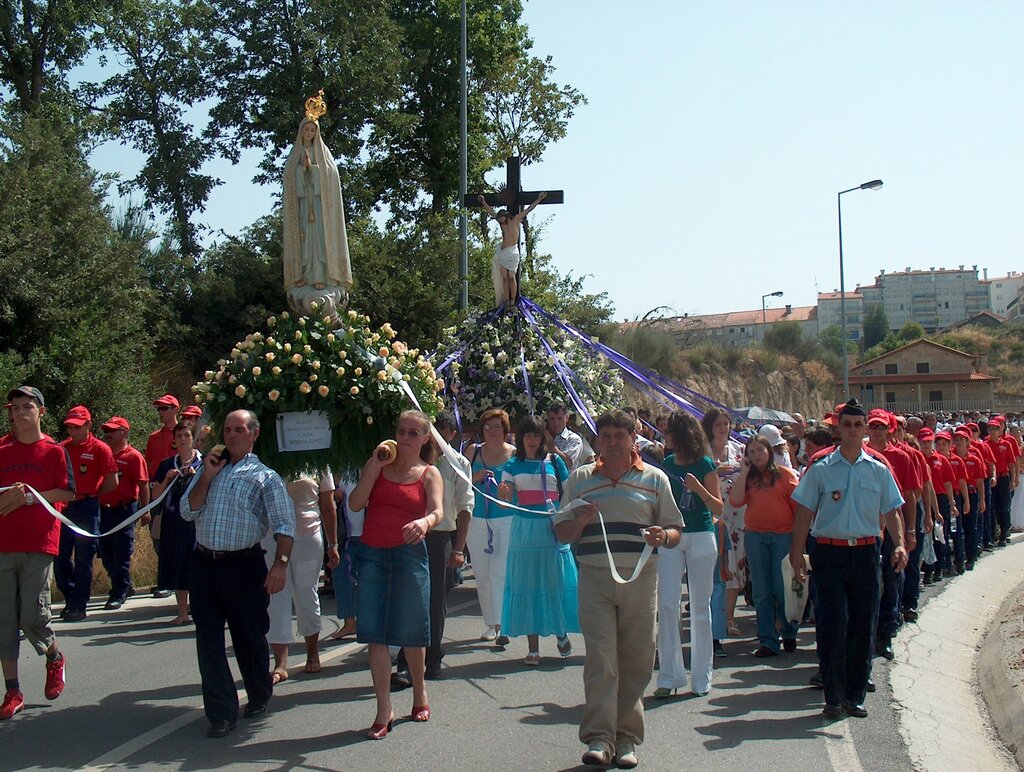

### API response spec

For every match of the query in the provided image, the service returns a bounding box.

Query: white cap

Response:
[758,424,785,446]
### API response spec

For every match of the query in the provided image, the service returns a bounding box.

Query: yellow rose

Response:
[280,311,290,319]
[318,385,330,397]
[378,346,389,357]
[354,367,363,376]
[291,353,303,365]
[299,382,312,394]
[294,330,303,340]
[336,367,345,376]
[204,370,214,380]
[309,374,318,382]
[228,375,237,384]
[377,371,388,381]
[323,316,332,325]
[348,310,357,320]
[298,317,306,327]
[268,389,280,401]
[366,415,374,425]
[272,366,282,375]
[266,336,276,346]
[326,333,335,343]
[304,345,312,354]
[339,350,347,358]
[284,343,292,353]
[251,366,262,377]
[350,386,359,395]
[267,316,277,326]
[235,385,246,397]
[265,352,275,362]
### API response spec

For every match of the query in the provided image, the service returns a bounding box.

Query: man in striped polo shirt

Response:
[554,409,683,769]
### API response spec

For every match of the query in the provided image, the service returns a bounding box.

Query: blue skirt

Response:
[355,541,430,648]
[501,514,580,637]
[332,536,360,619]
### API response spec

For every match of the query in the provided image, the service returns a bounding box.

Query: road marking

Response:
[823,720,864,772]
[79,596,483,770]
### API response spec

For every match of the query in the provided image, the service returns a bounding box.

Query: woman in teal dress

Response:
[499,416,579,665]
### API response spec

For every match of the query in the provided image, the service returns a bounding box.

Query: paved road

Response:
[2,568,934,772]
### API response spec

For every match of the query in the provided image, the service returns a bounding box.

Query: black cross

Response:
[464,156,564,215]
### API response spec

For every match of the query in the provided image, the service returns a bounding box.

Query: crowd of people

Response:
[0,383,1021,769]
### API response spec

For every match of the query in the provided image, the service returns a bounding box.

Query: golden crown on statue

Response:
[304,89,327,122]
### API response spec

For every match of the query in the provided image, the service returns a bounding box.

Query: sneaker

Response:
[479,626,497,641]
[45,653,66,700]
[615,741,638,769]
[581,744,612,767]
[0,689,24,719]
[494,633,511,647]
[557,635,573,658]
[524,652,541,666]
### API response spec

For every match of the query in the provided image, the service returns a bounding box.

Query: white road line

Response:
[823,720,865,772]
[78,596,483,770]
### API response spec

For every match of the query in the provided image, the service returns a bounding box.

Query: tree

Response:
[863,303,889,349]
[0,115,155,431]
[898,321,925,341]
[764,320,817,360]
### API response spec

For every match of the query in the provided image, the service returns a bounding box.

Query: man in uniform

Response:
[145,394,179,598]
[0,387,75,719]
[181,410,295,738]
[98,416,150,610]
[790,400,907,720]
[56,406,118,622]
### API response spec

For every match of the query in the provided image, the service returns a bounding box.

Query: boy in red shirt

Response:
[0,386,75,719]
[55,406,118,622]
[985,416,1019,547]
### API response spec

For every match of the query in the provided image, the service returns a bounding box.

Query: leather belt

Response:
[101,501,136,509]
[195,543,263,560]
[816,536,879,547]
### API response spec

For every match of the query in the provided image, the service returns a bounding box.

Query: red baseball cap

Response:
[966,422,980,433]
[935,431,953,442]
[954,427,973,439]
[153,394,180,409]
[894,414,907,426]
[101,416,130,432]
[989,415,1006,426]
[181,405,203,418]
[867,409,891,427]
[918,428,935,441]
[64,405,92,426]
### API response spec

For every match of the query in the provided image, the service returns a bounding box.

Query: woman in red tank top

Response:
[349,410,444,740]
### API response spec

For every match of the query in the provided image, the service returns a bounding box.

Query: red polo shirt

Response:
[99,444,149,506]
[145,426,175,482]
[985,436,1016,477]
[62,434,117,498]
[0,438,74,554]
[925,451,955,494]
[972,439,997,476]
[878,443,921,494]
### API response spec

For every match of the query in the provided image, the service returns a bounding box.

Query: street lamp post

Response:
[761,290,784,342]
[838,179,883,398]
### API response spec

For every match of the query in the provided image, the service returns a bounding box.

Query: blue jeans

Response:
[745,530,797,651]
[54,498,100,612]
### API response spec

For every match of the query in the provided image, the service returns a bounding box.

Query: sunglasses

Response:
[157,405,176,411]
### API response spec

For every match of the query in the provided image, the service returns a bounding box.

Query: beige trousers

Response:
[577,561,658,751]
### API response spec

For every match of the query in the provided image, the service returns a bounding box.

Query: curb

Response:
[980,577,1024,770]
[890,541,1023,772]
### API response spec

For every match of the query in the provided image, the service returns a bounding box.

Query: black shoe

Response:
[713,640,726,658]
[875,637,894,660]
[922,574,933,586]
[822,704,845,720]
[983,542,995,552]
[207,720,236,738]
[424,665,442,681]
[64,610,87,622]
[243,703,268,719]
[956,560,966,575]
[966,560,976,571]
[903,608,918,623]
[997,539,1008,548]
[126,586,136,598]
[866,679,876,693]
[153,589,173,599]
[390,669,411,690]
[753,646,778,658]
[104,597,123,610]
[783,638,797,653]
[58,606,70,620]
[843,701,868,718]
[809,670,823,689]
[495,633,511,647]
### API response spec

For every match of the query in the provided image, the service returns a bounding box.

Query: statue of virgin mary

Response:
[282,91,352,306]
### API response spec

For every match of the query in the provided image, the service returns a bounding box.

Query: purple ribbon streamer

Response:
[519,345,535,414]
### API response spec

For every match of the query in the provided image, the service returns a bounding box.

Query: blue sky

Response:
[89,2,1024,322]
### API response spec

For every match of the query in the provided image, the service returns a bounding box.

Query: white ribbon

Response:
[0,483,174,538]
[397,379,654,583]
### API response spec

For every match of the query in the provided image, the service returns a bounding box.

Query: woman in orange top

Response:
[728,435,800,657]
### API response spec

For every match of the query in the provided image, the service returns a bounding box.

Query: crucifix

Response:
[465,156,564,307]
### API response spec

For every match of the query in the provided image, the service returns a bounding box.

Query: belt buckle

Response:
[847,537,857,546]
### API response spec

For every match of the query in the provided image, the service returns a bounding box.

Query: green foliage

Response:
[898,321,925,341]
[819,324,858,357]
[763,321,817,360]
[611,324,677,375]
[0,116,155,434]
[863,303,889,349]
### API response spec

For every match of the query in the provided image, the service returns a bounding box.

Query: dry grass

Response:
[50,524,161,602]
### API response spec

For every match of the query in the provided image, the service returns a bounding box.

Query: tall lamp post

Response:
[838,179,883,398]
[761,290,784,342]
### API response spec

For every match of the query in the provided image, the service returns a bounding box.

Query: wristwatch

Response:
[276,554,290,565]
[327,542,338,550]
[24,491,35,506]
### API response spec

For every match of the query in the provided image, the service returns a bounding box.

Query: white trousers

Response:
[263,529,324,644]
[467,516,513,627]
[655,530,717,692]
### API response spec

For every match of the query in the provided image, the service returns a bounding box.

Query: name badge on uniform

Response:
[832,490,842,501]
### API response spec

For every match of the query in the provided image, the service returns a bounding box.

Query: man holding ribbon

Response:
[0,386,75,720]
[553,409,683,769]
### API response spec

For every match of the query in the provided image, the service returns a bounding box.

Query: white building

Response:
[856,266,989,332]
[983,271,1024,317]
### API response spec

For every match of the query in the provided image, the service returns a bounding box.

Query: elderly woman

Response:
[655,411,723,697]
[701,408,746,638]
[350,410,444,740]
[263,471,340,684]
[729,435,800,657]
[464,407,516,645]
[151,422,202,625]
